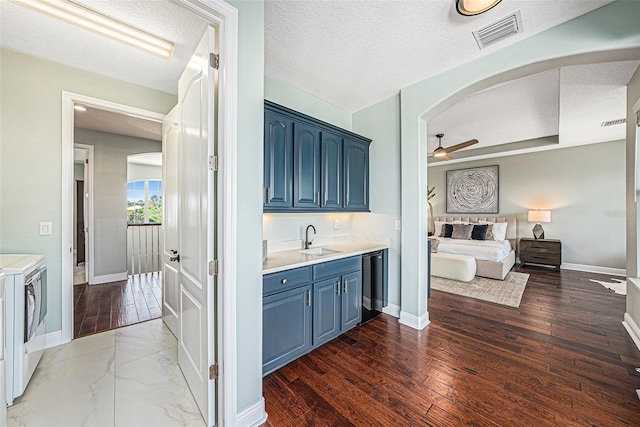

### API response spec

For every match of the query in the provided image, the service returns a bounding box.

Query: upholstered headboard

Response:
[432,217,517,251]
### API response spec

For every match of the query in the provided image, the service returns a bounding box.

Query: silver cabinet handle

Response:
[336,281,341,295]
[345,193,349,206]
[306,289,311,306]
[343,278,348,293]
[324,191,328,205]
[265,187,271,203]
[281,278,287,285]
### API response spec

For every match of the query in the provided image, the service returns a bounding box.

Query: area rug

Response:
[589,278,626,295]
[431,272,529,308]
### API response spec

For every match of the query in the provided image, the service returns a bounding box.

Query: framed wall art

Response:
[446,165,499,214]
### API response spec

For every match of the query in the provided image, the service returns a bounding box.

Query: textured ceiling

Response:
[75,106,162,142]
[265,0,614,112]
[0,0,209,95]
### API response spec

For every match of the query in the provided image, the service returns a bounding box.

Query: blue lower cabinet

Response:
[312,277,341,346]
[340,270,362,331]
[262,284,312,375]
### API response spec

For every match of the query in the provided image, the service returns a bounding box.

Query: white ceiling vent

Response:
[601,118,626,127]
[473,10,524,49]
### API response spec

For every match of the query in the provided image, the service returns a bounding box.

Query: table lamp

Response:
[528,210,551,239]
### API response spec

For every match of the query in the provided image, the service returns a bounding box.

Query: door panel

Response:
[177,27,217,426]
[264,111,293,208]
[312,277,340,346]
[321,132,342,209]
[293,123,321,208]
[341,270,362,331]
[162,106,180,337]
[76,180,85,264]
[343,139,369,211]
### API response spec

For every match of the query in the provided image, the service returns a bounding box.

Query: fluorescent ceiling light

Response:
[10,0,175,59]
[456,0,503,16]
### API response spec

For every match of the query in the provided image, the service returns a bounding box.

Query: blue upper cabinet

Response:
[321,131,343,209]
[264,101,371,212]
[293,123,321,208]
[343,139,369,211]
[264,110,293,209]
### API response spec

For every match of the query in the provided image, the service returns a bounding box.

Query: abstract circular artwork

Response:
[446,165,499,213]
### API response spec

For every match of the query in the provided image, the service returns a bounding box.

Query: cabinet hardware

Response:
[266,187,271,203]
[336,281,341,295]
[324,191,328,204]
[346,193,350,206]
[306,289,311,306]
[281,278,287,285]
[343,278,348,293]
[317,191,321,205]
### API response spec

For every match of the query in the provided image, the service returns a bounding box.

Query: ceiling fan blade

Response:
[444,139,478,153]
[440,152,452,161]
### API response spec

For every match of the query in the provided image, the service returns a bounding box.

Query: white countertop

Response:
[263,241,388,275]
[0,254,45,275]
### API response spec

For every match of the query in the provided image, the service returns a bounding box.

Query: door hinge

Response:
[85,158,89,164]
[209,364,218,380]
[210,53,219,70]
[209,155,218,171]
[209,259,219,276]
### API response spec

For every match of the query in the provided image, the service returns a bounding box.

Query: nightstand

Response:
[519,238,562,270]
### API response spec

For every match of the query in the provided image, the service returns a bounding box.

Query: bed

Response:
[431,216,517,280]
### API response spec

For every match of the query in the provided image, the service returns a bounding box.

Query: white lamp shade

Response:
[528,210,551,223]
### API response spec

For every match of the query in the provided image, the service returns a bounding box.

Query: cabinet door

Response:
[293,122,321,208]
[341,270,362,331]
[263,285,312,375]
[343,139,369,211]
[264,111,293,209]
[312,277,341,347]
[321,131,343,209]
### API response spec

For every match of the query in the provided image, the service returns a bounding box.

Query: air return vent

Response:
[601,118,626,127]
[473,10,523,49]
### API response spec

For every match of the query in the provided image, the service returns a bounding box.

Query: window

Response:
[127,179,162,224]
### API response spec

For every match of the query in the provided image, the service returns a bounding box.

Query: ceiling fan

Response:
[429,133,478,161]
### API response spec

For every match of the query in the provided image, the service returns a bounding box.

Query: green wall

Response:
[352,95,402,307]
[397,1,640,323]
[0,49,176,334]
[428,140,627,270]
[228,0,265,414]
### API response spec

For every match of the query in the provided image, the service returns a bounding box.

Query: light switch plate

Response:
[395,220,401,230]
[40,222,52,235]
[334,219,340,230]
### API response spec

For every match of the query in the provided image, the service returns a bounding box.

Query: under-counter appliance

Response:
[361,250,388,325]
[0,254,47,405]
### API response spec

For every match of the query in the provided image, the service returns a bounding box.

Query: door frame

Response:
[73,143,94,284]
[61,1,239,424]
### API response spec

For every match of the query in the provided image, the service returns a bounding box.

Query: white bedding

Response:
[435,237,512,262]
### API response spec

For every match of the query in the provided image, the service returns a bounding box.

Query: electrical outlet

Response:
[395,220,401,230]
[334,219,340,230]
[40,222,52,236]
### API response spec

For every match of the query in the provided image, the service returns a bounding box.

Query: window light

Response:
[10,0,175,60]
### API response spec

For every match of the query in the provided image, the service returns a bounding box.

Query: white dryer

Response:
[0,255,47,406]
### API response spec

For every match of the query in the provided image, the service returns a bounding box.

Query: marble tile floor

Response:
[8,319,205,427]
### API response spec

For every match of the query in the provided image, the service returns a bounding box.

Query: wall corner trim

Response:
[398,310,430,330]
[560,263,626,277]
[622,313,640,352]
[382,303,401,318]
[236,397,267,427]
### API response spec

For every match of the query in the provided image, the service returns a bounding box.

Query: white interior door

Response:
[162,105,180,337]
[178,26,218,426]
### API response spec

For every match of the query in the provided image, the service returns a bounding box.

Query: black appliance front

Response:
[361,250,387,325]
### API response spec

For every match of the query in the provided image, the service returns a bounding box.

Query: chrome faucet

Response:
[304,224,316,249]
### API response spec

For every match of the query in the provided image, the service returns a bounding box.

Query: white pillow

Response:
[433,221,445,237]
[490,222,508,241]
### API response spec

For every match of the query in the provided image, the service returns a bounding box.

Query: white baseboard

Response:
[236,397,267,427]
[398,310,430,330]
[91,272,128,284]
[382,303,400,318]
[33,330,63,351]
[623,313,640,352]
[561,263,626,277]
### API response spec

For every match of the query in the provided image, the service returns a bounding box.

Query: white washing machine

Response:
[0,255,47,406]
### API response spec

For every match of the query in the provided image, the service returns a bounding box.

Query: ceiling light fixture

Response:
[456,0,503,16]
[9,0,175,60]
[73,105,87,112]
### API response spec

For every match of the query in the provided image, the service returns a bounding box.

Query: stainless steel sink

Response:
[299,247,343,256]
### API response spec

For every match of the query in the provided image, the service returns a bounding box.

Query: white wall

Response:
[428,140,627,270]
[0,48,176,333]
[127,163,162,182]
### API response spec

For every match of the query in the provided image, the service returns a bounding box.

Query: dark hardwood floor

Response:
[73,272,162,338]
[262,266,640,426]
